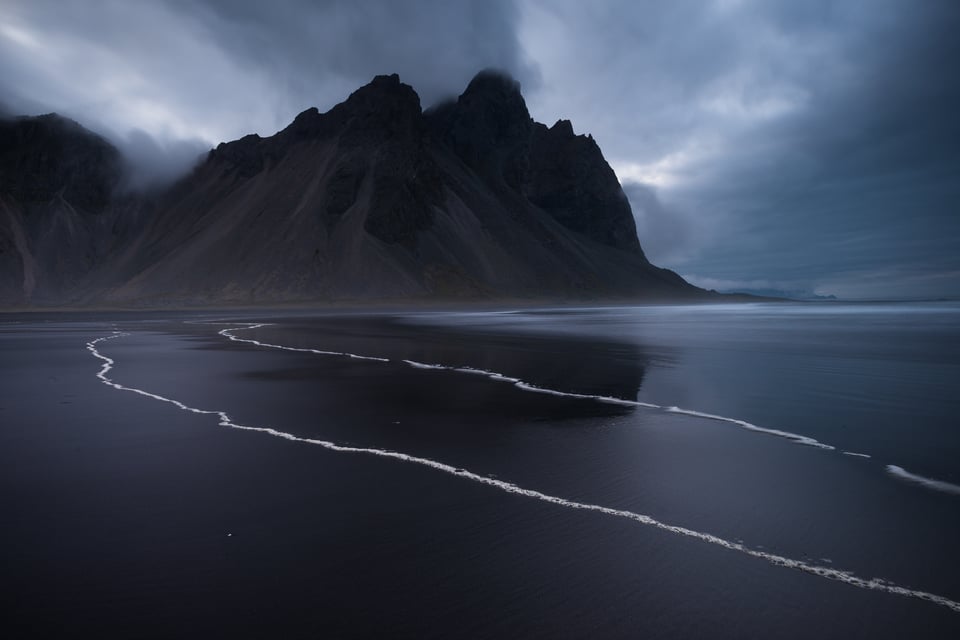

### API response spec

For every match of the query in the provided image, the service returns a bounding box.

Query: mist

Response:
[110,129,209,192]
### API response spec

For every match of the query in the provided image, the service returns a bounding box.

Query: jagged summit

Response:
[551,119,575,136]
[0,71,699,307]
[0,113,135,304]
[317,73,423,142]
[528,116,643,254]
[457,69,529,127]
[0,113,121,210]
[426,70,532,191]
[464,69,523,94]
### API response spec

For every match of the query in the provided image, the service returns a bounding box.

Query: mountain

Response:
[718,287,836,301]
[1,71,702,307]
[0,114,148,305]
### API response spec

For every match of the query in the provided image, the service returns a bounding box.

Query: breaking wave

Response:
[219,324,834,450]
[886,465,960,496]
[87,328,960,615]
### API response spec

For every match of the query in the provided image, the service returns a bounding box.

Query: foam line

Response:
[843,451,872,459]
[405,360,652,408]
[220,324,389,362]
[886,465,960,496]
[403,360,447,370]
[662,407,834,449]
[88,329,960,615]
[221,325,836,451]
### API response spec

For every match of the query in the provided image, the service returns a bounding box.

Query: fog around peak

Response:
[2,0,958,298]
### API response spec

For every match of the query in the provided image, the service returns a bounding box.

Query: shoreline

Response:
[0,292,790,315]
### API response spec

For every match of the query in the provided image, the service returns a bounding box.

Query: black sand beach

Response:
[3,306,959,638]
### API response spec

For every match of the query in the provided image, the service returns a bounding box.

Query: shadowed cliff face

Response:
[428,70,533,192]
[0,71,701,307]
[0,114,121,211]
[425,72,643,256]
[528,120,644,256]
[0,115,148,304]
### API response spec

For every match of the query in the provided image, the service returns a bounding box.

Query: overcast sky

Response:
[2,0,958,299]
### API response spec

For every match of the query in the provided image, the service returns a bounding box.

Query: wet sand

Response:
[2,312,959,638]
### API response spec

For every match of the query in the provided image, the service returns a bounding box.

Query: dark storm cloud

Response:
[522,0,960,297]
[180,0,536,108]
[620,181,697,265]
[1,0,957,297]
[113,129,209,191]
[691,0,960,299]
[0,0,534,186]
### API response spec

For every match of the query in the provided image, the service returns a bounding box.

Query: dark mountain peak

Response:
[272,106,325,142]
[214,75,424,176]
[368,73,403,90]
[545,119,597,147]
[268,75,422,147]
[457,69,531,135]
[210,133,265,177]
[214,132,261,151]
[343,73,420,110]
[5,112,108,146]
[433,69,532,189]
[0,111,121,211]
[528,119,643,256]
[0,71,702,307]
[291,106,321,128]
[289,73,423,147]
[334,73,421,129]
[462,69,523,101]
[550,119,575,137]
[14,111,77,129]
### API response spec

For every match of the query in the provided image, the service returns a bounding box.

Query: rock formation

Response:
[0,71,700,307]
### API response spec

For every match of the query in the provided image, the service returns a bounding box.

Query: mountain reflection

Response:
[237,314,651,422]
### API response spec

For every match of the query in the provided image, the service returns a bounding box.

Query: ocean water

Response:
[3,302,959,637]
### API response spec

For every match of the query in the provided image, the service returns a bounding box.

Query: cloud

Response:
[0,0,957,297]
[621,181,697,264]
[182,0,538,111]
[814,268,960,301]
[521,0,960,298]
[112,129,209,191]
[0,1,536,143]
[679,274,819,297]
[0,0,536,186]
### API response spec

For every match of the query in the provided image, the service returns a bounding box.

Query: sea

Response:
[2,301,958,638]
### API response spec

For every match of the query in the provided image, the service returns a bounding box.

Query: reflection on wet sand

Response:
[230,315,652,422]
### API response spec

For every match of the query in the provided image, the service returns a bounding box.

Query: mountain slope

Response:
[0,114,147,305]
[2,71,701,307]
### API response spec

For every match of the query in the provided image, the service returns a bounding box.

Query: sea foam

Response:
[220,324,836,450]
[662,407,835,450]
[886,465,960,496]
[220,323,388,362]
[220,323,960,502]
[87,328,960,615]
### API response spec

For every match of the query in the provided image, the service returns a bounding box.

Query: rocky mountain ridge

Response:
[0,71,701,307]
